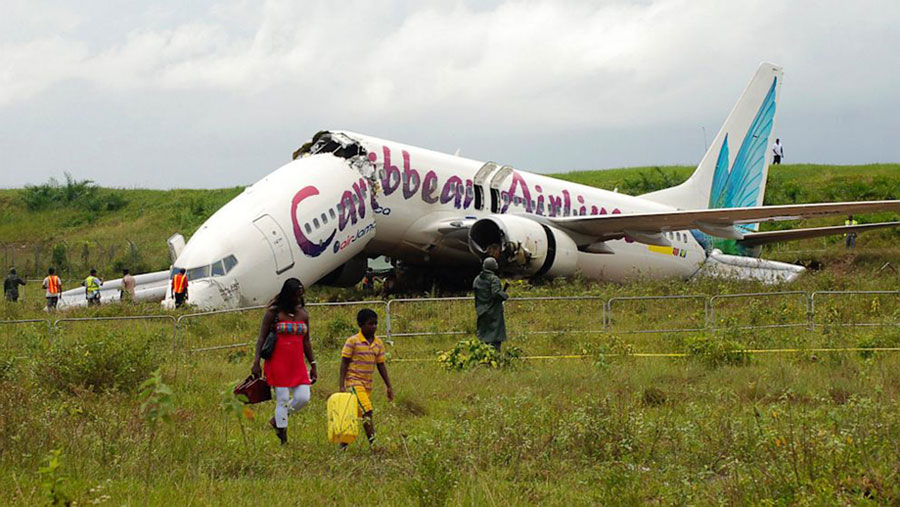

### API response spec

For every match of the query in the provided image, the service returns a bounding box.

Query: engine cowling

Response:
[468,215,578,277]
[318,255,368,287]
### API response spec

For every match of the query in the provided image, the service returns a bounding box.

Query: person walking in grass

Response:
[339,308,394,449]
[42,267,62,310]
[473,257,509,352]
[251,278,318,445]
[82,268,103,306]
[4,268,25,302]
[120,268,136,302]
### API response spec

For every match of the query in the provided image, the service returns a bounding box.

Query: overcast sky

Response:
[1,0,898,189]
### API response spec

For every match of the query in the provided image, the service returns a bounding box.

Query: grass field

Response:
[3,251,900,504]
[2,164,900,504]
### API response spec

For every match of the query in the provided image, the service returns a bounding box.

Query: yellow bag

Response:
[327,391,359,444]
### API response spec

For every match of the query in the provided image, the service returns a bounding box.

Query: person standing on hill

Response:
[171,268,188,308]
[82,268,103,306]
[42,267,62,310]
[772,139,784,165]
[844,215,858,249]
[4,268,26,302]
[473,257,509,352]
[121,268,136,302]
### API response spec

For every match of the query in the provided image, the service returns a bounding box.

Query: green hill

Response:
[1,164,898,279]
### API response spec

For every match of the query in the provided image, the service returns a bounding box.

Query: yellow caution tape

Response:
[389,347,900,363]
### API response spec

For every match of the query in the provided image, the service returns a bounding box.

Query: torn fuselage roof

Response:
[293,131,367,160]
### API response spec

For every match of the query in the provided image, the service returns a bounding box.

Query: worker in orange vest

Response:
[172,268,189,308]
[42,267,62,310]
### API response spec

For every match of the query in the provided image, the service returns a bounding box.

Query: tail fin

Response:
[642,63,782,221]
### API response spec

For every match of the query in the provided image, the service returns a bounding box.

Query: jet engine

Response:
[318,255,368,287]
[468,215,578,277]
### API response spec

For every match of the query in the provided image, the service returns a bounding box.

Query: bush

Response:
[44,330,163,393]
[685,335,750,368]
[320,316,356,349]
[437,339,522,371]
[20,173,128,213]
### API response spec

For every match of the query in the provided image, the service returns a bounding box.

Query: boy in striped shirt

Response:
[339,308,393,448]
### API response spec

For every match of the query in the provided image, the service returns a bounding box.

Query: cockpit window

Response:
[223,255,238,273]
[186,265,210,280]
[173,254,239,282]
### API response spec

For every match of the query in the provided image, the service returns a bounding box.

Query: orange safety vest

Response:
[172,274,188,294]
[47,275,61,295]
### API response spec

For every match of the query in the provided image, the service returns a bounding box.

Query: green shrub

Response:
[21,173,128,213]
[437,339,522,371]
[321,316,356,349]
[685,335,750,368]
[44,330,163,393]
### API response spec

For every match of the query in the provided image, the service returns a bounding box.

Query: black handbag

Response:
[260,329,277,359]
[260,314,278,359]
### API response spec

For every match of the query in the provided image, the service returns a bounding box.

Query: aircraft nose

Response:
[186,279,230,310]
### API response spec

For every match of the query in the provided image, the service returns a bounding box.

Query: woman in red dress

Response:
[252,278,318,444]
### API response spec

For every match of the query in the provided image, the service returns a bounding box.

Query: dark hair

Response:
[122,268,129,275]
[275,278,304,314]
[357,308,378,326]
[90,268,97,275]
[179,268,186,274]
[48,267,55,274]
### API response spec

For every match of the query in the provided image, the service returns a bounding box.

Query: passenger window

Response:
[313,218,320,229]
[211,260,225,277]
[305,223,312,234]
[321,213,327,225]
[223,255,238,273]
[329,209,336,219]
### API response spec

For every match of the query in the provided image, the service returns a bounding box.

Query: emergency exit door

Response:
[253,214,295,274]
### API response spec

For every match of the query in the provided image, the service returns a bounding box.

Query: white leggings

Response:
[274,385,310,429]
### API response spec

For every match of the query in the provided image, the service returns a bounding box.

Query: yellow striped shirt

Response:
[341,332,386,391]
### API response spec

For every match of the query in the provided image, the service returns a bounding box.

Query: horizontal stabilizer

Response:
[738,221,900,247]
[549,200,900,241]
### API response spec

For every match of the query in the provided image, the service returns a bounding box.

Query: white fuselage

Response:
[170,131,706,309]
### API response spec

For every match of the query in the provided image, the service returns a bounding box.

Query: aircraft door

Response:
[253,214,296,274]
[473,162,499,211]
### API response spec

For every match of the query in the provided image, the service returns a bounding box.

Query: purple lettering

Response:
[441,176,463,208]
[402,150,420,199]
[501,172,532,213]
[338,190,357,229]
[381,146,401,196]
[422,170,439,204]
[352,178,367,219]
[463,179,474,209]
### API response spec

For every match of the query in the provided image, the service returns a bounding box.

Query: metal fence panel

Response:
[386,297,472,338]
[811,291,900,329]
[505,297,606,336]
[607,295,708,334]
[176,301,388,353]
[709,291,810,330]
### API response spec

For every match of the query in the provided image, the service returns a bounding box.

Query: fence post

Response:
[385,300,393,340]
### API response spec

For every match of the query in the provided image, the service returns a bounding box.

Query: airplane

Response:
[63,62,900,311]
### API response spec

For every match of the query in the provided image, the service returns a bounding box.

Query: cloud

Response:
[0,0,899,187]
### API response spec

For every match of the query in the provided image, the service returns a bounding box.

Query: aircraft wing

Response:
[546,201,900,243]
[737,221,900,247]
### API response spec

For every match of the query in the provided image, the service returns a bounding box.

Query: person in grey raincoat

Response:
[473,257,508,351]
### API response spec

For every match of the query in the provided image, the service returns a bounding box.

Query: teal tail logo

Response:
[692,76,778,256]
